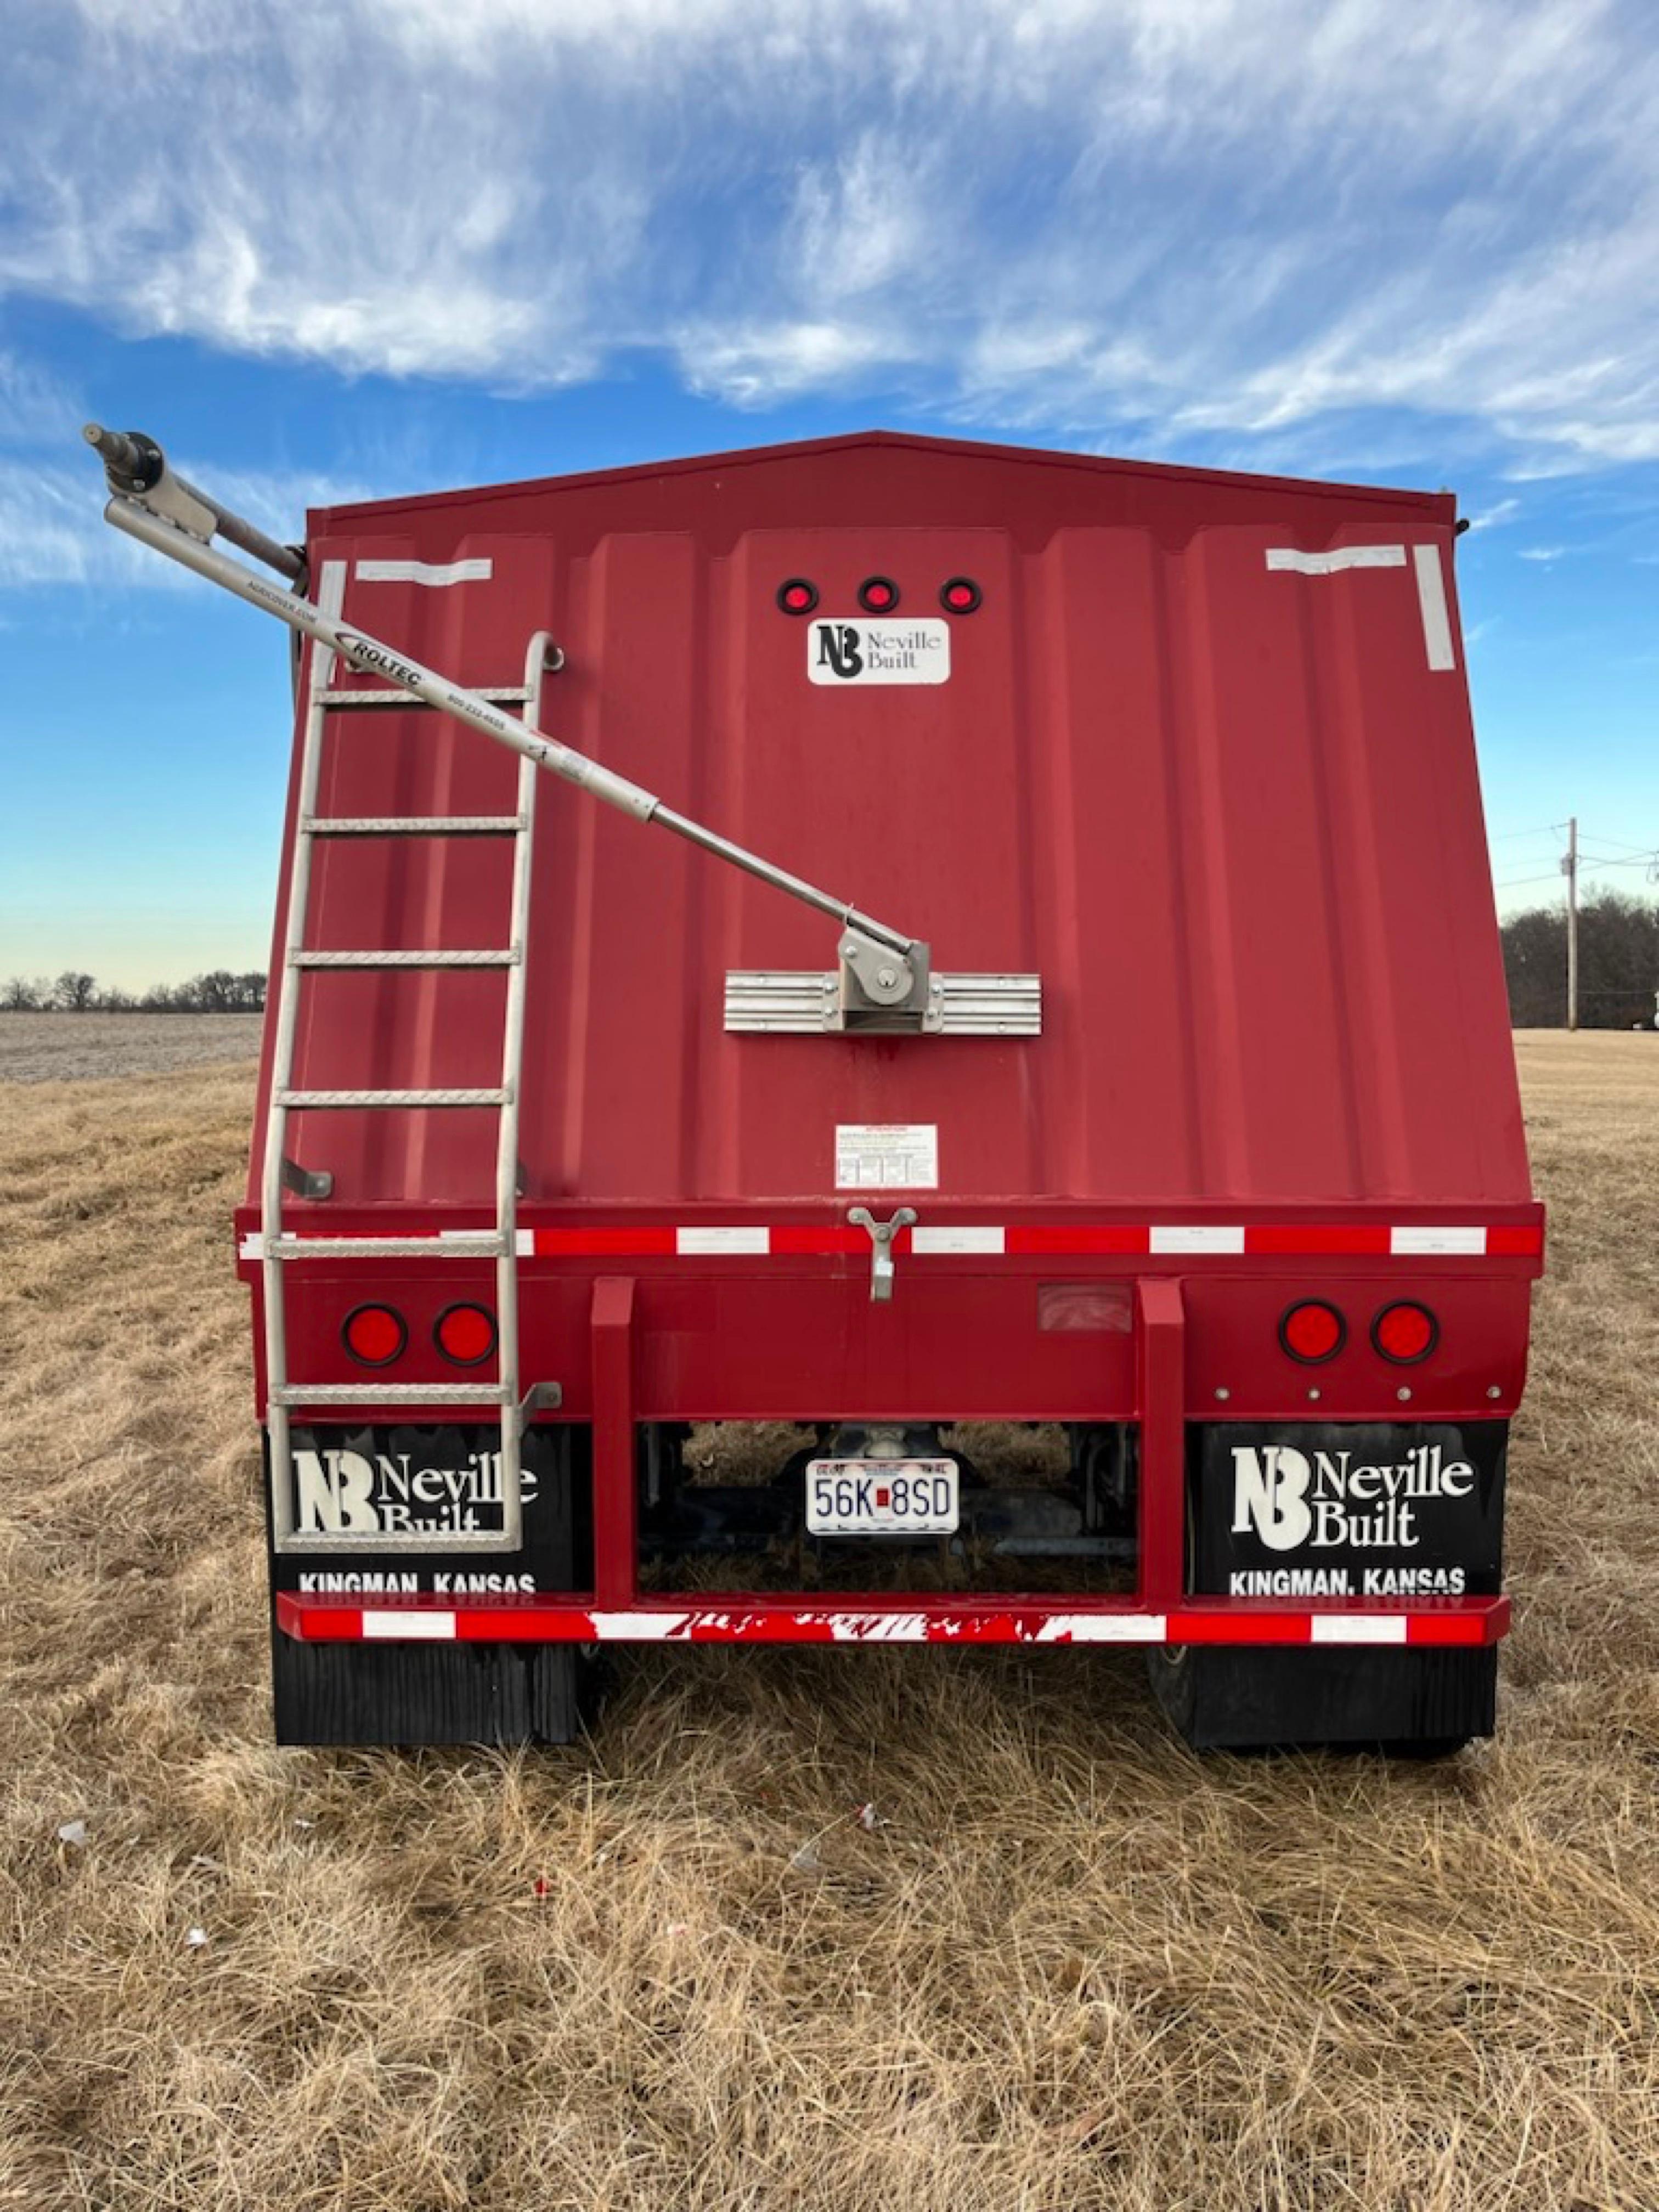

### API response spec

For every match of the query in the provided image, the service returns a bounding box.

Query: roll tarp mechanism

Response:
[83,425,1040,1036]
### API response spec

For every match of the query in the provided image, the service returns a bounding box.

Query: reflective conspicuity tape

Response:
[353,558,494,586]
[1266,541,1458,673]
[912,1226,1006,1254]
[1266,545,1407,574]
[1390,1226,1487,1256]
[1150,1224,1247,1255]
[277,1594,1510,1649]
[247,1221,1544,1264]
[1413,544,1457,670]
[675,1226,770,1255]
[362,1607,455,1639]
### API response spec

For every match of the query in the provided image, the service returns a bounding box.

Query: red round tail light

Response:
[342,1303,407,1367]
[857,575,899,613]
[435,1302,498,1367]
[940,576,982,614]
[776,578,819,616]
[1279,1300,1346,1364]
[1372,1301,1437,1364]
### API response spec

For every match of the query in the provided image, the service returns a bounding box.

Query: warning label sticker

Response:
[836,1124,939,1189]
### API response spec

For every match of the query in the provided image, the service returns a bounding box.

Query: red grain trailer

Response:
[86,425,1542,1752]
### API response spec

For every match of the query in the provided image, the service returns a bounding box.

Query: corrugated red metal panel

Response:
[257,432,1528,1215]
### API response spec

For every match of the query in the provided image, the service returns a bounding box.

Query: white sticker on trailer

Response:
[808,619,950,685]
[353,558,494,586]
[835,1124,939,1189]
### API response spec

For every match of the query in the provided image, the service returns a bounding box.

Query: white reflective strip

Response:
[592,1611,697,1639]
[515,1229,534,1256]
[1033,1614,1168,1643]
[361,1609,456,1639]
[1413,544,1456,670]
[676,1227,770,1255]
[1266,545,1406,574]
[354,558,493,586]
[1310,1615,1409,1645]
[240,1232,263,1260]
[912,1226,1006,1254]
[1150,1225,1246,1254]
[1391,1225,1485,1255]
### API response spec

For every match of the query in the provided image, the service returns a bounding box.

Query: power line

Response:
[1568,829,1659,857]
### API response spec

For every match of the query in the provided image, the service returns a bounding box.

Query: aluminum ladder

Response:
[263,557,562,1553]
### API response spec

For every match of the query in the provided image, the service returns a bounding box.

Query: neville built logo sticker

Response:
[809,618,950,685]
[1191,1422,1506,1601]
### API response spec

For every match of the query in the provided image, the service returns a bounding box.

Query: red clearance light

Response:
[857,575,899,613]
[435,1302,498,1368]
[1373,1301,1438,1364]
[342,1304,407,1367]
[1279,1299,1346,1364]
[940,576,982,614]
[776,578,819,616]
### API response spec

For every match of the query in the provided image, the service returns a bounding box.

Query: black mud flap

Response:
[1146,1642,1497,1756]
[1156,1419,1506,1753]
[267,1424,596,1747]
[271,1635,599,1748]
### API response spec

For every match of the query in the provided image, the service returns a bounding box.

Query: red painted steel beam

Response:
[590,1276,637,1607]
[1136,1276,1187,1606]
[275,1592,1511,1647]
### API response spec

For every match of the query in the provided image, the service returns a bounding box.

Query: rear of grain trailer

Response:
[85,424,1542,1753]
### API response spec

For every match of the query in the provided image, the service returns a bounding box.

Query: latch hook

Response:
[847,1205,917,1303]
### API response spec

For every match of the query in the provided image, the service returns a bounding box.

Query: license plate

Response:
[805,1458,959,1536]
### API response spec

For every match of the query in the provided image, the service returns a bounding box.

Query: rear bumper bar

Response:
[277,1592,1510,1647]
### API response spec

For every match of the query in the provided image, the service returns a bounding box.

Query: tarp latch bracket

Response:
[848,1205,917,1302]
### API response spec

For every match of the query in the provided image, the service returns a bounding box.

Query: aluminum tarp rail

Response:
[725,968,1042,1034]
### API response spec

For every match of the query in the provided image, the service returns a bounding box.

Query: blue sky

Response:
[2,0,1655,990]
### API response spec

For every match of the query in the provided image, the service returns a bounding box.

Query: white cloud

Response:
[1466,498,1521,531]
[0,0,1655,474]
[0,457,375,589]
[1518,545,1568,562]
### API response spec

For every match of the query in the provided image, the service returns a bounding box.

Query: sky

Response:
[1,0,1655,991]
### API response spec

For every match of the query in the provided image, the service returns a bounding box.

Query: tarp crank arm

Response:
[85,425,929,1025]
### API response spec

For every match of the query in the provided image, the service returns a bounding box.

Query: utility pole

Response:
[1564,816,1579,1032]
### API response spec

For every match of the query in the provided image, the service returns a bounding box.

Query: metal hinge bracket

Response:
[848,1205,917,1302]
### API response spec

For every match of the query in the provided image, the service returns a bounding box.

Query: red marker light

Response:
[1373,1302,1437,1364]
[1279,1300,1346,1364]
[776,578,818,616]
[342,1304,407,1367]
[435,1302,498,1367]
[940,576,982,614]
[858,575,900,613]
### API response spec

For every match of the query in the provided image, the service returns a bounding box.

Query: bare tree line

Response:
[0,971,266,1013]
[1503,888,1657,1028]
[3,893,1652,1028]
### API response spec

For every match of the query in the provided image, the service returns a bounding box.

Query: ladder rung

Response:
[272,1383,511,1406]
[302,816,527,837]
[319,685,533,709]
[277,1088,509,1109]
[267,1234,507,1260]
[289,949,518,969]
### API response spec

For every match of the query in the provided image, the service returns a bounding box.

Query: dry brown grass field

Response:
[1,1028,1655,2210]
